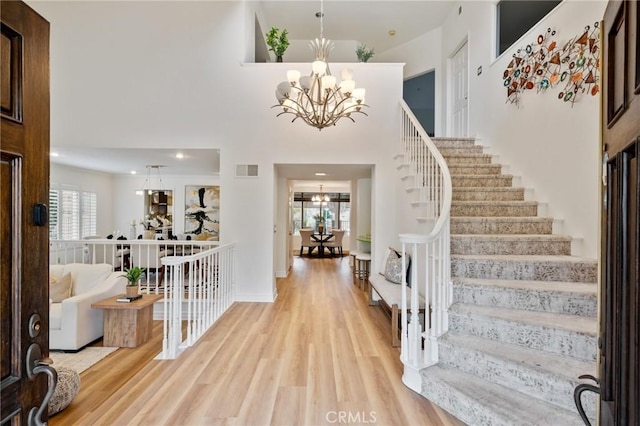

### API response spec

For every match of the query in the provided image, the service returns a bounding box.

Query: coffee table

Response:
[91,294,163,348]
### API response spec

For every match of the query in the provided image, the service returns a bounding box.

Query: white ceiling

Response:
[260,1,457,54]
[50,148,220,176]
[50,1,455,181]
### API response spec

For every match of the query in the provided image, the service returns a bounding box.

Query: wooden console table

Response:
[91,294,163,348]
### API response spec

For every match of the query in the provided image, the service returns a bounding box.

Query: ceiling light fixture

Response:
[175,153,184,159]
[130,170,137,175]
[141,165,165,195]
[272,0,368,130]
[315,172,327,176]
[312,184,330,204]
[50,152,60,157]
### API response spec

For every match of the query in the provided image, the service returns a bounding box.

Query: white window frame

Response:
[49,184,97,240]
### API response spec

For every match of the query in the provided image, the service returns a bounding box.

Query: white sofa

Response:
[50,263,127,351]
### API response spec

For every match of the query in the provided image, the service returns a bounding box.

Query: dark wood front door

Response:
[601,1,640,425]
[1,1,51,424]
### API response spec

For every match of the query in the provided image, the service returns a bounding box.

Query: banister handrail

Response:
[397,100,452,393]
[399,99,453,238]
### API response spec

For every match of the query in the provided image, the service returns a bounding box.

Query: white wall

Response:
[50,163,115,237]
[379,0,606,258]
[376,27,445,136]
[30,1,405,302]
[111,174,220,238]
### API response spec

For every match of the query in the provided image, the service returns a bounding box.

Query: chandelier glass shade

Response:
[272,2,368,130]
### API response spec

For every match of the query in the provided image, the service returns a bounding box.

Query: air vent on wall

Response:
[235,164,259,178]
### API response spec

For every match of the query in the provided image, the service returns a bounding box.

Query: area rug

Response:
[50,347,119,374]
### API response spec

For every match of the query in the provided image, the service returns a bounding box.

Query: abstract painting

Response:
[185,185,219,241]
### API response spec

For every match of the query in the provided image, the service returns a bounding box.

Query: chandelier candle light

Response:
[272,0,368,130]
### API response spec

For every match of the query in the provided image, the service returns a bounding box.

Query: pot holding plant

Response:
[121,266,146,297]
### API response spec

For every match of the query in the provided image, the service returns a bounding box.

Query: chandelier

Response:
[272,0,368,130]
[312,184,330,204]
[137,165,165,195]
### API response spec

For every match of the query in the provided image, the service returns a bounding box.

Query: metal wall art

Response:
[503,23,600,107]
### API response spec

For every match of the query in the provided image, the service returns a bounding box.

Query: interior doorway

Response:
[448,40,469,137]
[403,71,435,137]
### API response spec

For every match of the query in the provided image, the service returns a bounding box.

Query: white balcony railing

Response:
[50,239,234,360]
[157,244,235,359]
[50,239,219,293]
[398,100,452,392]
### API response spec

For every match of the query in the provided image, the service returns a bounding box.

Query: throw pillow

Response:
[50,273,72,302]
[383,248,411,286]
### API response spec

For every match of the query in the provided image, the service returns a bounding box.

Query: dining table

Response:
[311,232,334,257]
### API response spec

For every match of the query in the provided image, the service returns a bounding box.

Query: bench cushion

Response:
[368,274,425,308]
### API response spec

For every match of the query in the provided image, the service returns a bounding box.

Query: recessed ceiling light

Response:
[130,170,137,175]
[315,172,327,176]
[50,152,60,157]
[175,153,185,159]
[388,29,396,36]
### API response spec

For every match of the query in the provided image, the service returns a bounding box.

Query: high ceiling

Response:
[50,1,456,182]
[261,1,456,54]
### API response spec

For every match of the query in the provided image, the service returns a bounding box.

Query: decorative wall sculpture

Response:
[185,185,219,241]
[503,23,600,107]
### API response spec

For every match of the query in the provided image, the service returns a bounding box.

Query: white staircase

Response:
[398,136,597,425]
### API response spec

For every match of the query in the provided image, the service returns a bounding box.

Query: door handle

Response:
[574,374,600,426]
[26,343,57,426]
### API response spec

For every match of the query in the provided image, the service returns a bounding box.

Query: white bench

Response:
[368,273,426,347]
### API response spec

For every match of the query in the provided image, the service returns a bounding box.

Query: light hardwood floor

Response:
[51,256,464,426]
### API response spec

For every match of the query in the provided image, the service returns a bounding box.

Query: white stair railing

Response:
[157,243,235,359]
[398,100,452,392]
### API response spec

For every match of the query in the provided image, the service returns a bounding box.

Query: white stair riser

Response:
[451,203,537,217]
[452,176,513,187]
[453,285,597,316]
[449,312,596,361]
[451,237,570,255]
[438,340,597,418]
[451,258,598,283]
[453,188,525,201]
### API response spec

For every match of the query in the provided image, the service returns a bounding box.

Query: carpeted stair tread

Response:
[448,216,554,234]
[452,187,525,201]
[451,254,598,283]
[420,364,584,426]
[452,277,596,295]
[441,333,596,379]
[439,334,597,417]
[451,253,597,263]
[452,200,537,206]
[451,233,571,256]
[450,303,597,335]
[452,277,597,316]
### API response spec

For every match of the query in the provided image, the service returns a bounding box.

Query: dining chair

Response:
[299,228,320,256]
[324,229,345,257]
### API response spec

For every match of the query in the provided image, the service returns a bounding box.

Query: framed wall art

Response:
[184,185,219,241]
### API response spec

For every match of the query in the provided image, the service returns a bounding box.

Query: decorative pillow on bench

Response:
[381,247,411,286]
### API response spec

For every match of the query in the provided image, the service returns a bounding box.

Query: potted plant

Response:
[313,213,325,234]
[356,44,375,62]
[266,27,290,62]
[121,266,146,297]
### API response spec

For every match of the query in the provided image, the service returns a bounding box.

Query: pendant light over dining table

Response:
[272,0,369,130]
